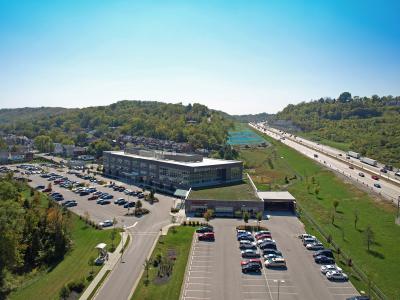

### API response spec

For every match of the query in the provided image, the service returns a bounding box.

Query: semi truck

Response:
[360,157,378,167]
[347,151,361,159]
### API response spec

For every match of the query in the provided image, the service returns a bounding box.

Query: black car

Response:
[263,249,282,256]
[237,235,255,242]
[100,200,111,205]
[123,201,135,208]
[195,226,214,233]
[314,255,335,264]
[346,297,370,300]
[80,191,90,196]
[313,249,334,258]
[259,242,277,250]
[239,244,257,250]
[35,185,45,190]
[242,262,261,273]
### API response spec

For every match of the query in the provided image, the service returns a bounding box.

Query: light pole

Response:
[273,279,285,300]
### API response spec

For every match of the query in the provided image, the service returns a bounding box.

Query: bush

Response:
[67,278,86,293]
[182,220,187,226]
[59,285,70,300]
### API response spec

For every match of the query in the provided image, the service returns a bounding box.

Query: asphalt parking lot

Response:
[182,215,360,300]
[15,165,176,228]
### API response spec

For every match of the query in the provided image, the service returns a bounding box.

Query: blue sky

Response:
[0,0,399,114]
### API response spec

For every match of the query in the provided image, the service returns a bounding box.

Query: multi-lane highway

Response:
[250,123,400,206]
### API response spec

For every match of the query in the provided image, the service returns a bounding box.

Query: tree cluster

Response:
[0,176,71,297]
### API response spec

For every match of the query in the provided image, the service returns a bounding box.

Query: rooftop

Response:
[257,191,295,201]
[188,181,260,201]
[105,150,241,167]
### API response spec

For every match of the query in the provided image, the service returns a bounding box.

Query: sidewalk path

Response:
[80,231,130,300]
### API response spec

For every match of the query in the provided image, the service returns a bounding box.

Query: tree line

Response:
[0,174,71,298]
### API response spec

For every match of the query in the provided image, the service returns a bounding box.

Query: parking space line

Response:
[184,289,211,293]
[271,291,298,295]
[262,269,274,300]
[183,297,210,300]
[187,277,210,280]
[186,283,212,286]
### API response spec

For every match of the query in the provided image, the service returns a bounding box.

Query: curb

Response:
[179,232,196,300]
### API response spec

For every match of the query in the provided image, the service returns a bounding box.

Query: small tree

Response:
[331,210,335,225]
[203,209,214,223]
[256,211,263,230]
[47,182,52,190]
[110,228,117,251]
[314,185,320,197]
[242,211,249,228]
[59,285,70,300]
[354,209,359,230]
[84,210,90,227]
[364,225,375,251]
[136,200,143,209]
[88,256,95,277]
[333,200,339,212]
[144,258,151,285]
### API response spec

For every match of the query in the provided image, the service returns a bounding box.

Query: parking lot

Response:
[9,164,175,228]
[182,215,360,300]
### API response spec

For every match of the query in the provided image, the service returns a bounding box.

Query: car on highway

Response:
[371,175,379,180]
[374,183,381,188]
[306,242,324,250]
[241,262,261,273]
[314,255,335,264]
[265,257,286,268]
[196,226,214,233]
[320,264,342,274]
[358,172,365,177]
[241,249,259,258]
[198,232,215,241]
[326,270,348,281]
[99,220,113,227]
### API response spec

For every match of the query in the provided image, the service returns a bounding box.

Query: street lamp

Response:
[273,280,285,300]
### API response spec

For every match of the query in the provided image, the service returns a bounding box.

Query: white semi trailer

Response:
[360,157,378,167]
[347,151,361,159]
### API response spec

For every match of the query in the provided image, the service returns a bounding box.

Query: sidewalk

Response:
[80,231,130,300]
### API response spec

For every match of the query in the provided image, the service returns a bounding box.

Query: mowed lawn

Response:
[246,125,400,298]
[132,226,196,300]
[189,180,258,200]
[10,214,120,300]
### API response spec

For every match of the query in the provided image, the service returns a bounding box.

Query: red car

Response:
[371,175,379,180]
[241,258,262,267]
[198,232,215,241]
[256,233,272,240]
[88,195,99,200]
[43,188,52,193]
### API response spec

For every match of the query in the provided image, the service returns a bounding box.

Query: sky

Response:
[0,0,399,114]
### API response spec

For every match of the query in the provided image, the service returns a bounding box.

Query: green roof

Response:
[174,189,189,198]
[188,181,260,201]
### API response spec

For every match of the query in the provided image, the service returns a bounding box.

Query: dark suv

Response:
[242,262,261,273]
[313,249,334,258]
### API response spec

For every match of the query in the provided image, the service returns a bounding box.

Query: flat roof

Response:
[188,181,260,201]
[257,191,295,201]
[174,189,189,198]
[105,150,241,167]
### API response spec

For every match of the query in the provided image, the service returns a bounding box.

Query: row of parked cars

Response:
[299,233,348,281]
[195,225,215,241]
[238,229,286,273]
[104,183,145,199]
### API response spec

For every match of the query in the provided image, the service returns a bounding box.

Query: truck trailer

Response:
[360,157,378,167]
[347,151,361,159]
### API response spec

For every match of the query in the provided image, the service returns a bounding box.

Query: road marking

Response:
[186,282,211,286]
[327,286,356,289]
[183,297,210,300]
[126,221,138,229]
[187,276,210,280]
[262,268,274,300]
[184,289,211,293]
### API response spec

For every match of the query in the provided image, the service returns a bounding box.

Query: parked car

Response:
[326,270,348,281]
[255,233,272,240]
[349,165,354,169]
[238,235,255,242]
[240,258,262,267]
[35,185,45,190]
[43,188,52,193]
[259,241,277,250]
[99,200,111,205]
[63,200,77,207]
[241,262,261,273]
[380,168,387,173]
[123,201,135,208]
[114,198,126,205]
[240,243,257,250]
[374,183,381,188]
[99,220,113,227]
[314,255,335,264]
[358,172,365,177]
[371,175,379,180]
[264,253,283,260]
[313,249,334,258]
[298,233,315,240]
[88,195,99,200]
[80,191,90,196]
[265,257,286,268]
[345,296,370,300]
[241,249,259,258]
[262,249,282,256]
[320,264,342,274]
[303,237,318,246]
[306,242,324,250]
[196,226,214,233]
[198,232,215,241]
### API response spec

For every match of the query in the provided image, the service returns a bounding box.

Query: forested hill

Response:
[232,112,273,123]
[273,93,400,166]
[0,107,68,125]
[0,100,234,151]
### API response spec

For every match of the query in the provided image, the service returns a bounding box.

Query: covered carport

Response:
[257,191,296,211]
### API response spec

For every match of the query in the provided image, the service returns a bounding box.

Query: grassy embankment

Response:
[132,226,196,300]
[10,190,121,300]
[242,125,400,299]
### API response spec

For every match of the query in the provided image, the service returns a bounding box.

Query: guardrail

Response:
[296,202,388,300]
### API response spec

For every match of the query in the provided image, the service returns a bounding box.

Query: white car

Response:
[299,233,315,240]
[320,264,342,274]
[99,220,113,227]
[257,238,275,245]
[265,257,286,268]
[326,270,348,281]
[239,240,257,246]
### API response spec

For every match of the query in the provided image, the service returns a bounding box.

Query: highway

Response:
[250,123,400,206]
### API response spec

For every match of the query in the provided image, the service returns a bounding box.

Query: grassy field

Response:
[188,180,258,200]
[10,197,121,300]
[297,131,351,152]
[245,126,400,299]
[132,226,196,300]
